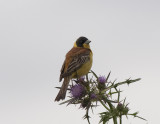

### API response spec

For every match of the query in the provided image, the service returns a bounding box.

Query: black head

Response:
[76,36,91,47]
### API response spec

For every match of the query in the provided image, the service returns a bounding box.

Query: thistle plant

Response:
[56,71,146,124]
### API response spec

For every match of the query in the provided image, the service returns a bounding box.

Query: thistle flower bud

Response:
[90,93,97,99]
[98,76,106,84]
[123,107,129,115]
[117,103,124,112]
[117,103,129,115]
[81,97,90,108]
[98,76,106,90]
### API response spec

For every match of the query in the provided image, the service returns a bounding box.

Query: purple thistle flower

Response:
[70,84,85,99]
[90,93,97,99]
[98,76,106,84]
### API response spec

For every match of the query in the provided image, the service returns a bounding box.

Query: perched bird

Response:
[55,36,93,101]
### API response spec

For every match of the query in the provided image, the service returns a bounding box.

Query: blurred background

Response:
[0,0,160,123]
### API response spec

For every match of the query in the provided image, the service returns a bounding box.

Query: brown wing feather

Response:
[60,47,91,79]
[59,60,65,82]
[66,52,90,73]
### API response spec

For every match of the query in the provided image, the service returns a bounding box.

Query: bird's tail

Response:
[55,77,71,101]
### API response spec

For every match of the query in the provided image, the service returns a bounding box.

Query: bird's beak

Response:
[85,40,91,44]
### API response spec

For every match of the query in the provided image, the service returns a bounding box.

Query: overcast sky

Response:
[0,0,160,124]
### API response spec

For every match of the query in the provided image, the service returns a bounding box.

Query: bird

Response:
[55,36,93,101]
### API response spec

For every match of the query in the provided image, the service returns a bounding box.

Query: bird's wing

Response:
[59,60,65,81]
[60,48,91,80]
[66,51,90,74]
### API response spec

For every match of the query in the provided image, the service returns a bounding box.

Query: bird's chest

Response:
[72,53,93,78]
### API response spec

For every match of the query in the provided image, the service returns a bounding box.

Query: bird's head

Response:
[74,36,91,49]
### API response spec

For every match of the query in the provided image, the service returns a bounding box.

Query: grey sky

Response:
[0,0,160,124]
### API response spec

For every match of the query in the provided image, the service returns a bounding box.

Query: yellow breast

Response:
[72,52,93,78]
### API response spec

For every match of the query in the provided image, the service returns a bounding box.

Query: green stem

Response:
[103,97,117,124]
[113,117,118,124]
[119,115,122,124]
[99,97,118,124]
[107,78,141,90]
[86,108,90,124]
[99,99,110,111]
[107,102,117,124]
[128,113,147,121]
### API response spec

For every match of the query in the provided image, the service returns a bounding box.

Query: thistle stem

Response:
[99,99,110,111]
[103,97,117,124]
[99,98,118,124]
[107,78,141,90]
[119,115,122,124]
[113,117,118,124]
[86,106,90,124]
